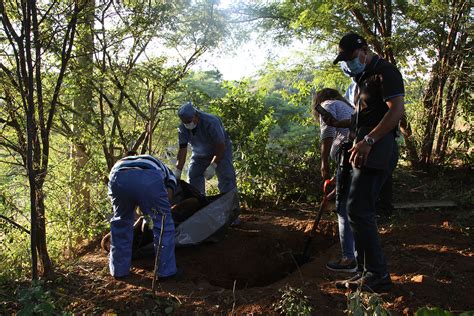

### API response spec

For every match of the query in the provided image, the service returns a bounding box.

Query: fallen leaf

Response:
[411,274,424,283]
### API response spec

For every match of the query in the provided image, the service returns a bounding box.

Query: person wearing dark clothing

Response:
[346,83,399,219]
[330,33,405,292]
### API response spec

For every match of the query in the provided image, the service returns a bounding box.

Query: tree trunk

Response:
[71,0,95,222]
[0,0,79,279]
[435,28,469,163]
[420,60,445,166]
[28,168,39,280]
[35,186,53,276]
[419,0,469,167]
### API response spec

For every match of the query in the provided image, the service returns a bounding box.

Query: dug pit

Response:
[134,211,337,289]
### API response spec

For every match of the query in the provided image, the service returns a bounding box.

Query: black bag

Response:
[337,142,353,194]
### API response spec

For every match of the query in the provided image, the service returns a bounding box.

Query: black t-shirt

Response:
[353,55,404,128]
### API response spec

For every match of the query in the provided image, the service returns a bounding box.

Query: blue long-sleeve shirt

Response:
[178,111,231,159]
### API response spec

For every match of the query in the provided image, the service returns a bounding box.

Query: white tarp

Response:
[175,188,240,246]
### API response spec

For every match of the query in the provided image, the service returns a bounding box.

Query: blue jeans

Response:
[108,169,177,278]
[188,143,236,194]
[335,167,355,260]
[347,164,391,275]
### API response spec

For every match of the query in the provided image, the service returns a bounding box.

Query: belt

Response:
[117,166,144,172]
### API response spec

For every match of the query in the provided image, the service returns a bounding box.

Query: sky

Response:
[194,35,315,81]
[192,0,314,81]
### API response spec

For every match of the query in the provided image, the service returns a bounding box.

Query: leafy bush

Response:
[17,281,56,316]
[415,307,474,316]
[346,289,391,316]
[210,81,322,205]
[272,285,313,316]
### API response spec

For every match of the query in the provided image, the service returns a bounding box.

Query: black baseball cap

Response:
[333,33,368,64]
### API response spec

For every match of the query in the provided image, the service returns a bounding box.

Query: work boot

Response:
[335,272,363,289]
[326,257,357,273]
[346,271,392,293]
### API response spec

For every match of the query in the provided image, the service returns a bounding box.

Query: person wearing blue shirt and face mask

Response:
[175,102,237,195]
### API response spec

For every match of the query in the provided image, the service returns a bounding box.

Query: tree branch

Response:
[0,214,30,234]
[47,2,80,135]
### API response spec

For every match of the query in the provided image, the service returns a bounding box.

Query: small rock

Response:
[442,221,450,228]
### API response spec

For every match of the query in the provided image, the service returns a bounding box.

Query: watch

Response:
[364,135,375,146]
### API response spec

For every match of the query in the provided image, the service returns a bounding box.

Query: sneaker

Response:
[346,271,392,293]
[326,257,357,273]
[335,272,363,289]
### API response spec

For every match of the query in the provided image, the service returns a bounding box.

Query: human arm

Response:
[320,137,333,180]
[319,103,337,180]
[203,118,227,179]
[203,142,225,180]
[211,142,225,165]
[176,146,187,173]
[324,118,351,128]
[175,124,190,178]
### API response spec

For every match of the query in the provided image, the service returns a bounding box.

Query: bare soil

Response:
[2,200,473,315]
[2,166,473,314]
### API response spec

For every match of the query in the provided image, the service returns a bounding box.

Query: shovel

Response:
[294,177,335,266]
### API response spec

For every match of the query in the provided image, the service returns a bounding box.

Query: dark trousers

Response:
[376,142,399,215]
[347,166,390,276]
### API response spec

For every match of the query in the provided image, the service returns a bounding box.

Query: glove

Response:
[204,162,217,180]
[173,168,182,180]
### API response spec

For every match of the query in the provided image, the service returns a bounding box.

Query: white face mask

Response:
[184,122,196,130]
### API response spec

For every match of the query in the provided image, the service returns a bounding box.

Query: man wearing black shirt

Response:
[332,33,405,292]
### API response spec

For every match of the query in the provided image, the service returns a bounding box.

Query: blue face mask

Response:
[341,51,366,77]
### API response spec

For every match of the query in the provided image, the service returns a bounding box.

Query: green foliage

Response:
[17,281,56,316]
[209,80,267,151]
[235,113,277,202]
[0,164,31,281]
[272,285,313,316]
[346,290,391,316]
[208,81,275,201]
[415,307,453,316]
[246,0,472,168]
[209,80,322,203]
[180,70,227,105]
[0,0,231,280]
[0,228,30,282]
[154,295,182,315]
[415,307,474,316]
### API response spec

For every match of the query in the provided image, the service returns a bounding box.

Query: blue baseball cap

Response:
[178,102,197,121]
